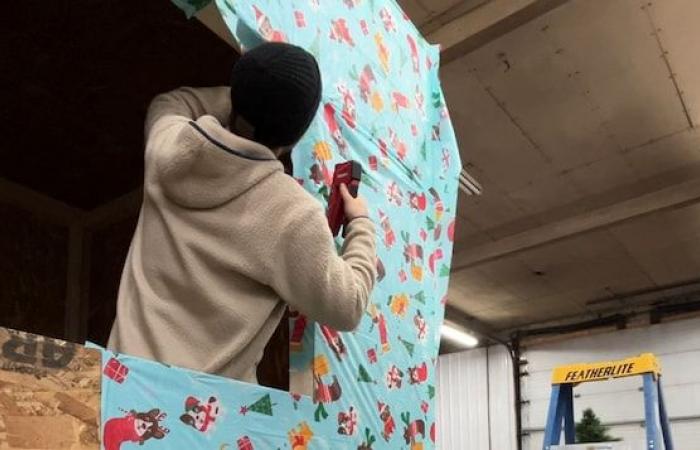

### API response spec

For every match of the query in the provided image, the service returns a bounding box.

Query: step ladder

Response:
[542,353,673,450]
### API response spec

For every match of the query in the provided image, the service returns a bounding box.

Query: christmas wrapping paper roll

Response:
[100,0,461,448]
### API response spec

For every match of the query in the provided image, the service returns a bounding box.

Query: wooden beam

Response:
[419,0,490,36]
[0,177,84,226]
[64,225,84,343]
[452,177,700,271]
[195,2,240,51]
[426,0,573,64]
[83,188,142,230]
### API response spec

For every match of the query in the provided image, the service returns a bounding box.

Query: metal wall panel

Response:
[436,346,516,450]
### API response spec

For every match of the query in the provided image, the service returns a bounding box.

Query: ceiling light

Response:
[459,168,483,196]
[441,324,479,348]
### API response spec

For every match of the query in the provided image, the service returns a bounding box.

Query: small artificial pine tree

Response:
[575,408,620,443]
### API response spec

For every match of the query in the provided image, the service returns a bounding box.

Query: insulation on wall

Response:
[98,0,461,449]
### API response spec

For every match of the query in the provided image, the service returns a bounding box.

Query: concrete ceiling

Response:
[408,0,700,333]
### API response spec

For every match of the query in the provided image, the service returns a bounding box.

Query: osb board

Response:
[0,327,100,449]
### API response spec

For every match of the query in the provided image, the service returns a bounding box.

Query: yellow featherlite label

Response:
[551,353,661,385]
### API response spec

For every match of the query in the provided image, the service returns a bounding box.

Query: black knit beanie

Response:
[230,42,322,148]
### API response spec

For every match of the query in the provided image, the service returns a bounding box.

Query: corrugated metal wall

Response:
[521,317,700,450]
[437,345,517,450]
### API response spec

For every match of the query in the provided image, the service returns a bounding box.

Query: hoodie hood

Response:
[156,115,283,209]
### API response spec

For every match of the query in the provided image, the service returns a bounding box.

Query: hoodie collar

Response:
[157,115,283,209]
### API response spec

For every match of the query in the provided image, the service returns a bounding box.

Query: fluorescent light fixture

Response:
[459,168,483,196]
[441,324,479,348]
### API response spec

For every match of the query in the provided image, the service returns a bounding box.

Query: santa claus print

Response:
[386,181,403,206]
[414,310,428,341]
[329,18,355,46]
[378,210,396,248]
[409,191,427,212]
[337,84,357,129]
[407,34,420,73]
[379,7,396,32]
[389,128,407,161]
[320,325,347,361]
[408,361,429,385]
[323,103,347,154]
[377,402,396,442]
[358,65,376,103]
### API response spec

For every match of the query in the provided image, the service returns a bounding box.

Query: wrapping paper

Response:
[100,1,461,448]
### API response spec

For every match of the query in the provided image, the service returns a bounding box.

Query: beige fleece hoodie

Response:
[108,87,377,383]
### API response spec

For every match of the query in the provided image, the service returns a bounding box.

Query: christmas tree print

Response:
[431,90,443,108]
[187,0,212,11]
[428,385,435,399]
[357,364,376,383]
[426,216,435,231]
[439,264,450,277]
[309,29,321,57]
[240,394,275,416]
[413,291,426,305]
[399,336,415,357]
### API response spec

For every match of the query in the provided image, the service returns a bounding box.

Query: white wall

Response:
[436,345,517,450]
[521,317,700,450]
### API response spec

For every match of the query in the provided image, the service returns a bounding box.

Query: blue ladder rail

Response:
[542,362,673,449]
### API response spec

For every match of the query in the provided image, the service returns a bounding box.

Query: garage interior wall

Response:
[437,316,700,449]
[521,316,700,450]
[437,345,517,450]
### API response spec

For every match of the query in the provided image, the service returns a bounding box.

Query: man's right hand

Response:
[340,183,369,221]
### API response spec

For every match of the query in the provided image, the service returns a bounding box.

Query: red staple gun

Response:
[327,160,362,237]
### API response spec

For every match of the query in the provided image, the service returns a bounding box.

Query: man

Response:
[109,42,377,383]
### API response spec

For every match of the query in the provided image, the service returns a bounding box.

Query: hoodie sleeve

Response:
[268,201,377,331]
[145,87,232,144]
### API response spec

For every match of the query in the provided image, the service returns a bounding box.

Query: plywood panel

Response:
[0,327,101,449]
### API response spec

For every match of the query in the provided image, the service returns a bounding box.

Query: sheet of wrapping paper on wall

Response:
[99,1,462,449]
